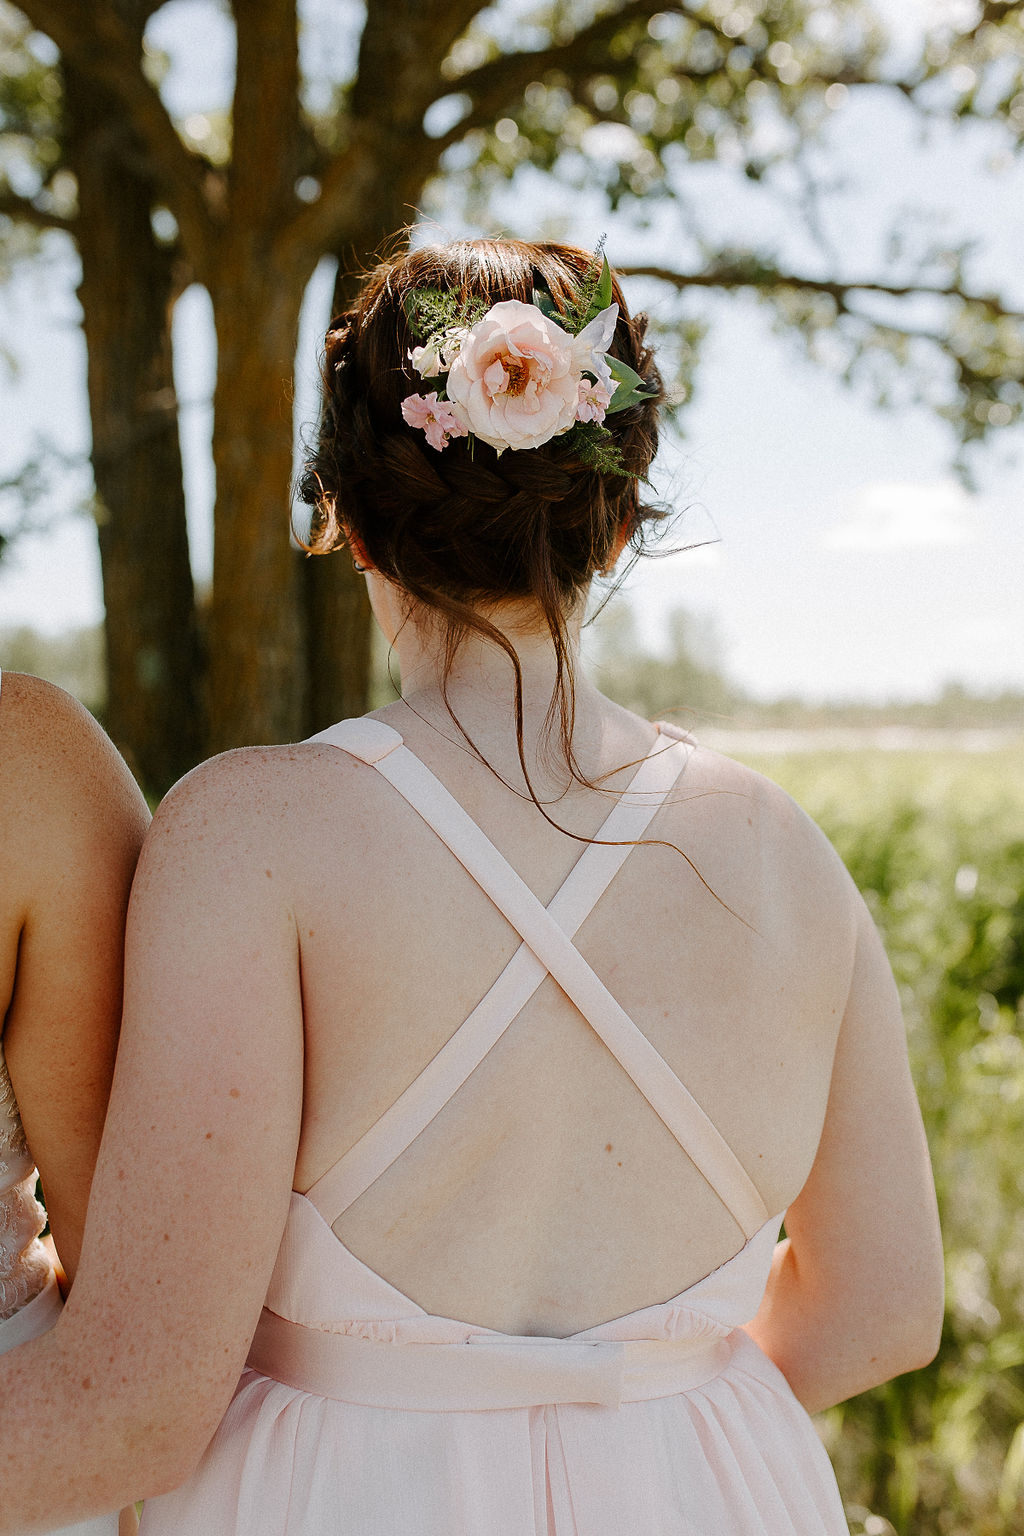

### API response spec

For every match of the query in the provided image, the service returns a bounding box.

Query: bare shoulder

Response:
[690,739,853,861]
[150,737,368,835]
[1,670,125,779]
[140,738,373,889]
[0,672,149,876]
[679,739,862,937]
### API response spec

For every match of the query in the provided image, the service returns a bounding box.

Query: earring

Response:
[353,559,367,573]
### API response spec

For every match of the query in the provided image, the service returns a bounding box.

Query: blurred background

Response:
[2,2,1023,1530]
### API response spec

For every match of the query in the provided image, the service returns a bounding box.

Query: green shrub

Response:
[743,747,1024,1535]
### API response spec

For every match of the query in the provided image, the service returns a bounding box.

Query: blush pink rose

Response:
[444,301,581,453]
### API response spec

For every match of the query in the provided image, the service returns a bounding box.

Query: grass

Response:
[726,742,1024,1535]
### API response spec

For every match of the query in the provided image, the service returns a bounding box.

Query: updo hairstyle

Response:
[298,237,666,787]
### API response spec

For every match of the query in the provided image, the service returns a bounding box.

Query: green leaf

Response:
[532,286,565,326]
[580,255,614,329]
[606,354,657,413]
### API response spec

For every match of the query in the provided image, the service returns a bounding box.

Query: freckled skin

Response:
[0,670,148,1295]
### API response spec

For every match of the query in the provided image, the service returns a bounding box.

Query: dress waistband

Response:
[0,1268,62,1355]
[246,1308,735,1411]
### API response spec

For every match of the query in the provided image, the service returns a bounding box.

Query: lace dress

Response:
[0,1040,52,1327]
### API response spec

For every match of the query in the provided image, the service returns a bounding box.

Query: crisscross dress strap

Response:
[305,722,689,1225]
[305,718,769,1239]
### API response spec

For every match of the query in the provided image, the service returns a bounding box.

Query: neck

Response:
[379,595,611,793]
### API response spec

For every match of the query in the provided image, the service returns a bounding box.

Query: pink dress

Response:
[140,718,848,1535]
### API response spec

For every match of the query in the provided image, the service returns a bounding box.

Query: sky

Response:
[1,0,1022,704]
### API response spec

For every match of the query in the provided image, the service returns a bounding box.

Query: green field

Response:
[731,744,1024,1536]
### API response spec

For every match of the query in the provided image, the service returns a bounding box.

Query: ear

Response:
[344,528,373,572]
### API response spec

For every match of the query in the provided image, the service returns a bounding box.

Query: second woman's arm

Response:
[1,675,150,1285]
[0,748,308,1532]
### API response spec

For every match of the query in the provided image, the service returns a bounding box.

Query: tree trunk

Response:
[301,205,421,732]
[63,64,203,796]
[302,551,374,727]
[206,252,311,752]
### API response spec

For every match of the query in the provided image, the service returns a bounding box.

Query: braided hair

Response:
[297,237,665,786]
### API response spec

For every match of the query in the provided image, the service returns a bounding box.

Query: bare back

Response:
[281,702,857,1337]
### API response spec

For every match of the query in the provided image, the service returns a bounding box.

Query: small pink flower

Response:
[576,378,613,424]
[401,391,469,451]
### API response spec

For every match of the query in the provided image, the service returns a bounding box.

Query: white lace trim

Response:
[0,1045,50,1320]
[0,1043,29,1165]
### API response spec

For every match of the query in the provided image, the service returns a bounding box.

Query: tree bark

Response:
[302,551,374,727]
[299,0,475,732]
[63,61,202,796]
[302,186,427,731]
[206,248,313,751]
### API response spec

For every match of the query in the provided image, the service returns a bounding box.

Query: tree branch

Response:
[230,0,302,225]
[14,0,216,267]
[273,138,381,262]
[279,0,493,262]
[432,0,669,146]
[0,188,75,231]
[619,262,1024,322]
[430,2,895,156]
[352,0,488,122]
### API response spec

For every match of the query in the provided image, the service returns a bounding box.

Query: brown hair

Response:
[297,237,666,807]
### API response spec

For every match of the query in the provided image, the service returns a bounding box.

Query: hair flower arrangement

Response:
[401,249,656,474]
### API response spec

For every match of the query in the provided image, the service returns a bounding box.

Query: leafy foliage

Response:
[0,4,71,239]
[0,437,90,562]
[567,416,632,476]
[743,746,1024,1535]
[428,0,1024,459]
[404,285,488,343]
[1,0,1023,768]
[563,235,610,331]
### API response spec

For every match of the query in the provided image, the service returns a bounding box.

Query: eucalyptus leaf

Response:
[606,354,656,413]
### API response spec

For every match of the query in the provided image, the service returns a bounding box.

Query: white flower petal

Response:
[574,303,619,357]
